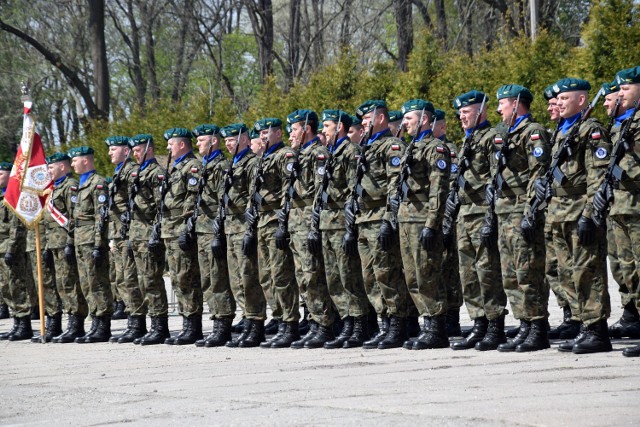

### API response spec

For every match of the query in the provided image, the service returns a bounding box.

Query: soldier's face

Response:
[348,125,364,145]
[557,91,586,119]
[317,132,327,146]
[547,98,560,122]
[260,127,281,145]
[432,121,446,139]
[0,171,9,188]
[109,146,129,164]
[290,122,305,149]
[497,98,516,123]
[619,83,640,111]
[225,136,239,154]
[250,137,263,155]
[404,112,424,137]
[132,145,152,163]
[70,156,88,174]
[196,135,212,156]
[322,120,337,143]
[603,92,621,116]
[47,162,65,181]
[458,105,479,130]
[167,138,188,158]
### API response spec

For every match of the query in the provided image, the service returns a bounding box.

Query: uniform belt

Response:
[133,213,156,221]
[326,201,345,210]
[258,205,276,213]
[407,193,429,202]
[551,184,587,197]
[200,204,219,217]
[75,219,94,227]
[358,198,387,209]
[617,180,640,192]
[292,198,313,208]
[459,191,485,205]
[498,186,527,198]
[164,208,184,218]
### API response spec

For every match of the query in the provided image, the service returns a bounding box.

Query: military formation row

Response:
[1,65,640,358]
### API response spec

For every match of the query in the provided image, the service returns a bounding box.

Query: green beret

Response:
[220,123,248,138]
[0,161,13,171]
[350,115,362,126]
[67,146,94,158]
[496,84,533,102]
[46,152,70,164]
[322,110,352,128]
[193,124,220,137]
[553,78,591,94]
[130,134,154,147]
[105,177,113,184]
[433,109,446,122]
[286,109,318,125]
[105,136,130,147]
[543,85,559,101]
[401,99,435,116]
[355,100,387,119]
[164,127,193,140]
[454,90,488,109]
[615,66,640,85]
[254,118,282,131]
[249,129,260,139]
[285,124,292,134]
[317,122,324,131]
[388,110,403,122]
[602,80,620,96]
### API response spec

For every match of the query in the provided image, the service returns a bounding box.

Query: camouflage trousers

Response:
[610,215,640,311]
[257,224,296,321]
[399,222,447,317]
[442,230,463,310]
[226,230,265,320]
[164,239,202,317]
[75,244,113,317]
[130,240,167,317]
[113,239,145,316]
[497,212,548,321]
[51,247,87,317]
[197,232,235,320]
[357,221,408,318]
[290,227,335,327]
[322,228,369,319]
[545,221,572,312]
[0,252,33,317]
[608,217,635,309]
[457,213,506,321]
[551,220,610,326]
[110,251,120,303]
[26,250,61,316]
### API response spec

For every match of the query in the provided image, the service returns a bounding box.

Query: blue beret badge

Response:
[595,147,608,159]
[436,159,447,170]
[533,147,544,158]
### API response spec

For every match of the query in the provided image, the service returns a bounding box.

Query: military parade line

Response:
[1,65,640,358]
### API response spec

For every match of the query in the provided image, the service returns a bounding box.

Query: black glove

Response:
[389,195,401,214]
[275,226,290,250]
[91,246,104,266]
[592,188,610,213]
[479,214,498,248]
[342,229,358,257]
[311,206,321,227]
[577,215,596,246]
[377,220,394,252]
[64,244,76,265]
[4,252,15,267]
[534,178,548,202]
[485,184,496,207]
[419,227,438,251]
[307,229,322,255]
[520,214,537,243]
[42,248,54,269]
[444,191,460,219]
[211,234,227,259]
[178,230,195,251]
[127,241,134,259]
[244,207,257,227]
[212,216,224,236]
[241,232,256,256]
[344,202,357,227]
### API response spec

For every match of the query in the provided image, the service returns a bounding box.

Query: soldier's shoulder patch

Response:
[188,177,198,186]
[190,167,199,173]
[390,156,401,167]
[494,136,503,144]
[391,144,401,151]
[70,195,78,204]
[286,163,294,172]
[317,154,326,161]
[158,174,165,181]
[532,147,544,158]
[591,131,602,140]
[286,152,295,158]
[317,166,325,175]
[436,146,445,153]
[98,194,107,203]
[436,159,448,170]
[131,172,138,178]
[450,151,457,158]
[595,147,608,159]
[70,186,78,191]
[97,184,104,190]
[530,133,541,141]
[451,164,458,173]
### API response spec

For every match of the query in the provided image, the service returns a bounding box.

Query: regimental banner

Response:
[2,87,53,228]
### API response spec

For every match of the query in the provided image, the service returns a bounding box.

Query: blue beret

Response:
[287,109,318,125]
[454,90,489,109]
[254,118,282,131]
[355,100,387,119]
[220,123,248,138]
[401,99,435,116]
[0,161,13,171]
[68,146,94,158]
[496,84,533,102]
[130,134,154,147]
[164,127,194,140]
[193,124,220,137]
[615,66,640,85]
[105,136,130,147]
[46,152,70,164]
[553,78,591,94]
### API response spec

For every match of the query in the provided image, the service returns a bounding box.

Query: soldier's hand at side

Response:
[42,249,55,269]
[3,252,15,267]
[274,226,290,250]
[520,215,536,243]
[307,229,321,255]
[419,227,438,251]
[342,229,358,257]
[241,232,256,256]
[64,244,76,265]
[91,246,104,266]
[377,220,394,252]
[577,215,595,246]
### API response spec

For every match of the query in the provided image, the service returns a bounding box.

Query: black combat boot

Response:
[324,316,354,349]
[497,320,531,352]
[368,307,380,336]
[31,315,51,343]
[406,316,420,338]
[304,324,335,349]
[572,320,612,354]
[259,320,286,348]
[270,321,300,348]
[0,303,9,319]
[446,308,462,337]
[196,320,217,347]
[30,305,39,320]
[171,315,203,345]
[549,306,580,339]
[516,319,550,352]
[412,315,450,350]
[231,318,247,334]
[0,317,19,340]
[83,316,111,343]
[622,344,640,357]
[111,300,126,320]
[363,316,390,349]
[451,317,488,350]
[378,316,407,349]
[238,319,265,348]
[32,313,63,343]
[299,306,311,335]
[264,318,279,335]
[558,323,587,352]
[609,302,640,339]
[291,320,318,349]
[54,315,85,343]
[135,317,157,345]
[475,314,506,351]
[165,316,188,345]
[404,317,430,349]
[204,318,233,347]
[75,316,98,343]
[8,316,33,341]
[344,315,370,348]
[140,316,170,346]
[226,318,252,347]
[117,316,147,343]
[110,316,133,343]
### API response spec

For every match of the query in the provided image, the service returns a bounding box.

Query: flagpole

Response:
[35,225,46,343]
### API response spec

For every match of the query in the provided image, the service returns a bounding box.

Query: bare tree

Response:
[395,0,413,71]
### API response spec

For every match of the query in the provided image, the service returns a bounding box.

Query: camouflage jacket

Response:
[0,191,26,254]
[458,122,497,217]
[160,151,200,239]
[129,159,164,242]
[44,174,77,250]
[194,150,229,234]
[109,160,136,240]
[610,108,640,216]
[70,172,109,247]
[225,148,258,235]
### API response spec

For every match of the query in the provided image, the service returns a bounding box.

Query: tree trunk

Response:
[395,0,413,71]
[87,0,110,119]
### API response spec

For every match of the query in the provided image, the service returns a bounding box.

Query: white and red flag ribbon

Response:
[3,87,53,228]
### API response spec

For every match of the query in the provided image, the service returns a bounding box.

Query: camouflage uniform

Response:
[0,201,32,318]
[289,137,334,326]
[26,224,60,316]
[71,172,112,317]
[161,151,202,317]
[456,122,506,321]
[320,137,369,319]
[225,147,266,320]
[442,139,463,312]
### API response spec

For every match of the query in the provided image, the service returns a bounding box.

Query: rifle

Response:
[480,94,521,247]
[389,108,426,229]
[243,127,271,254]
[522,88,604,237]
[592,99,639,228]
[607,97,621,133]
[148,149,173,251]
[441,95,487,239]
[98,148,131,235]
[120,139,151,240]
[211,141,240,258]
[184,140,215,242]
